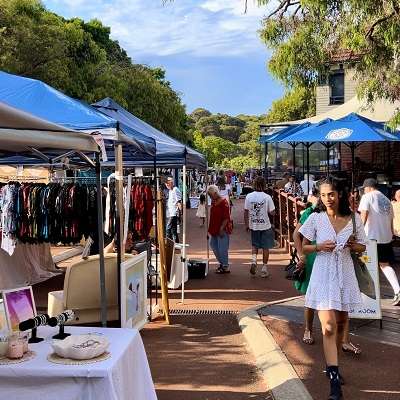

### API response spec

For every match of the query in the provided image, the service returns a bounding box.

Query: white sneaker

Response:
[392,292,400,306]
[261,266,270,278]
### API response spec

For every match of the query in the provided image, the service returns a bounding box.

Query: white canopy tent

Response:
[0,102,110,326]
[0,101,99,153]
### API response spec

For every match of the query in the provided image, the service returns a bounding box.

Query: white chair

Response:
[48,253,133,324]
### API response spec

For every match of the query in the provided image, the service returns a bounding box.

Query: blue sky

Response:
[43,0,284,116]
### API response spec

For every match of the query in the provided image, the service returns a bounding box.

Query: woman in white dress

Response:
[299,177,366,400]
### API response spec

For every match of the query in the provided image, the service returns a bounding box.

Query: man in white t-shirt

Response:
[244,176,275,278]
[166,177,182,243]
[359,178,400,306]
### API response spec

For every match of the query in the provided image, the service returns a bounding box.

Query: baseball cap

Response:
[362,178,378,188]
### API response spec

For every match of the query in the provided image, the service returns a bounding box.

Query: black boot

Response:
[327,365,343,400]
[325,365,345,385]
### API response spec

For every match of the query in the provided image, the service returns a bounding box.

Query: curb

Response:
[238,307,313,400]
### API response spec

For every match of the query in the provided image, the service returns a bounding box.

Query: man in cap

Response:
[359,178,400,305]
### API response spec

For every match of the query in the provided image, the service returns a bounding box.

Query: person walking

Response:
[359,178,400,305]
[165,176,182,243]
[294,187,362,354]
[196,192,206,227]
[300,177,367,400]
[244,176,275,278]
[207,185,231,274]
[216,175,232,205]
[293,187,320,344]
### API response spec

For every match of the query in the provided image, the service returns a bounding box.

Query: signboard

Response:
[349,240,382,320]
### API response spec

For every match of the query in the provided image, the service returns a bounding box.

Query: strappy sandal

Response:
[342,342,362,355]
[302,330,315,345]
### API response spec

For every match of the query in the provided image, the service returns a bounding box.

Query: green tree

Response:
[0,0,189,141]
[257,0,400,124]
[266,86,315,123]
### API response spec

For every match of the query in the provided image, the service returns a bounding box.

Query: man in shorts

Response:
[244,176,275,278]
[359,178,400,306]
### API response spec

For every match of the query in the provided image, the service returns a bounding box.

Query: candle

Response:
[7,336,23,359]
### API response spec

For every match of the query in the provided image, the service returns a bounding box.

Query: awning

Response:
[0,101,99,154]
[93,97,206,169]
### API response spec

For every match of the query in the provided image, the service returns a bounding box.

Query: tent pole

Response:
[306,143,310,195]
[205,162,210,264]
[181,164,187,304]
[264,143,269,183]
[326,144,330,177]
[302,143,305,177]
[155,165,160,308]
[115,138,125,327]
[95,152,107,327]
[351,143,356,190]
[292,143,296,175]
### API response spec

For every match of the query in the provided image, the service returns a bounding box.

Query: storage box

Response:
[188,259,208,279]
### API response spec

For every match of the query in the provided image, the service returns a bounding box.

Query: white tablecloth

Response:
[0,326,157,400]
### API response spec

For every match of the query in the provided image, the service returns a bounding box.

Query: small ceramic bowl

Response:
[52,334,109,360]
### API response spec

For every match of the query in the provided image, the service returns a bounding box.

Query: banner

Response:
[349,240,382,320]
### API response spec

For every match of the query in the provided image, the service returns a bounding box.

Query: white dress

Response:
[299,212,367,311]
[196,203,206,218]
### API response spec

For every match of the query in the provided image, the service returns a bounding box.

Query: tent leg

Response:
[95,153,107,327]
[181,165,187,304]
[351,143,356,190]
[155,166,160,308]
[115,142,125,327]
[306,143,310,194]
[326,144,330,177]
[205,163,210,264]
[302,144,305,177]
[264,143,269,183]
[292,144,296,175]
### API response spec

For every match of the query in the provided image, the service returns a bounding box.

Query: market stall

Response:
[0,102,157,400]
[0,72,157,327]
[93,98,207,304]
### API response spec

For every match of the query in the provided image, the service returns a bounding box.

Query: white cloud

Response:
[44,0,271,58]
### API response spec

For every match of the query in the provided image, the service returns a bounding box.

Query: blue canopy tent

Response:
[92,98,207,303]
[92,97,206,170]
[275,113,400,187]
[259,122,314,182]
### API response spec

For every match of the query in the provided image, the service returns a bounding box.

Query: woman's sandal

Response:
[342,342,362,355]
[302,330,315,345]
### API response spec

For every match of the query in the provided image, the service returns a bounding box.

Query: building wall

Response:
[316,65,358,115]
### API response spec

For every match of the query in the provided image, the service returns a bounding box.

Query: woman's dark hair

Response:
[253,176,266,191]
[216,175,226,190]
[314,177,351,216]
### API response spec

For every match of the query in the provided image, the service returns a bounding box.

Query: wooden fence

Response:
[270,189,306,251]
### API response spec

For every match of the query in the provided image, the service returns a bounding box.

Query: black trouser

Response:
[166,216,179,243]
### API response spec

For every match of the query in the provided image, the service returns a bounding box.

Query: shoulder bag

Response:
[351,213,376,300]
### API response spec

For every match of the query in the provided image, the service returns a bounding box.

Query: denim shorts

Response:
[251,228,275,249]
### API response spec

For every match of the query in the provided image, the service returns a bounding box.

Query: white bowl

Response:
[51,334,109,360]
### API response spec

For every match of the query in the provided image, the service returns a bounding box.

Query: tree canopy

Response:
[258,0,400,125]
[0,0,188,141]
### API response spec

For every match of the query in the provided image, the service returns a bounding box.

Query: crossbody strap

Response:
[351,212,356,236]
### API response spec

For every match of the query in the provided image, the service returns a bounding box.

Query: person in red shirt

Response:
[207,185,231,274]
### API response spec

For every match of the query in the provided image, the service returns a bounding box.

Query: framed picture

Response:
[120,252,148,330]
[2,286,36,332]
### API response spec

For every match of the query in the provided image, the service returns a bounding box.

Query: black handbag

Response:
[285,260,305,282]
[351,214,376,300]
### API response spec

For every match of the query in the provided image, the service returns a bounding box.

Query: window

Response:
[329,72,344,104]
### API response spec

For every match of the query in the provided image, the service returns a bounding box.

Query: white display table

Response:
[0,326,157,400]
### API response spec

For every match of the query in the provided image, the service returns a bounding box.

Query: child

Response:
[196,192,206,226]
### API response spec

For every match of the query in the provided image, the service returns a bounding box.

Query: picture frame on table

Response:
[1,286,36,332]
[120,252,148,330]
